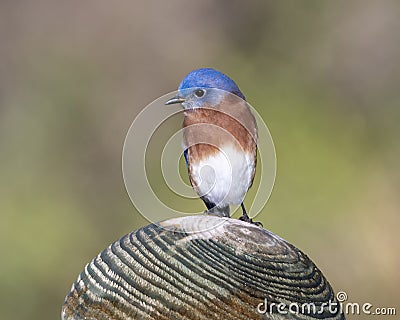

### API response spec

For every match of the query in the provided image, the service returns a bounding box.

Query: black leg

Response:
[239,202,263,227]
[240,203,250,220]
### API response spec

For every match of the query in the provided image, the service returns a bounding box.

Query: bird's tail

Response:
[206,205,230,218]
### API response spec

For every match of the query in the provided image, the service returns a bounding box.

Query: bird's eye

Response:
[194,89,205,98]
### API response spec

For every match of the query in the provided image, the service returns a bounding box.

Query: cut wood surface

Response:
[62,215,344,320]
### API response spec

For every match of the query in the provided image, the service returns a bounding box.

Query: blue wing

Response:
[183,149,189,167]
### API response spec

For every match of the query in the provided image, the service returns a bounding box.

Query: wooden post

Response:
[62,216,345,319]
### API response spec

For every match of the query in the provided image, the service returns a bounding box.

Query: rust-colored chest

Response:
[182,100,257,162]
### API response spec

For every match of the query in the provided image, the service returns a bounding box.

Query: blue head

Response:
[165,68,245,109]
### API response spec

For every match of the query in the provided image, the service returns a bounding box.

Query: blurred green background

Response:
[1,1,399,319]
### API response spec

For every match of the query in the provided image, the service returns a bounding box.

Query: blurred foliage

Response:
[0,1,399,319]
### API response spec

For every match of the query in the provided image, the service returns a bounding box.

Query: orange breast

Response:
[183,97,258,188]
[183,97,257,160]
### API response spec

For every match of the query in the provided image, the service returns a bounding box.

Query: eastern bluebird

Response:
[166,68,261,225]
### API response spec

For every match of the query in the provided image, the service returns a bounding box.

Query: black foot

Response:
[239,203,263,227]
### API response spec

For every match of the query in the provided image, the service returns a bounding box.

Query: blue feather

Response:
[183,149,189,167]
[178,68,246,100]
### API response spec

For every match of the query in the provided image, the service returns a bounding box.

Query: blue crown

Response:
[178,68,246,100]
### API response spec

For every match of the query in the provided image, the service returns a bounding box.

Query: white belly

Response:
[190,144,254,207]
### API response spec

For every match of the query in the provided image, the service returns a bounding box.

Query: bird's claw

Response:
[238,215,263,227]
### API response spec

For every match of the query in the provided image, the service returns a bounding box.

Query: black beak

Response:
[165,96,186,105]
